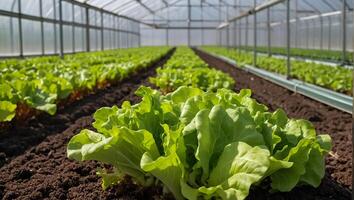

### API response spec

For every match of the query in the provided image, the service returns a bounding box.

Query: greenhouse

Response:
[0,0,352,199]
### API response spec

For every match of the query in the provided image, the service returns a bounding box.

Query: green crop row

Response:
[234,46,353,63]
[0,47,171,122]
[202,47,352,95]
[150,47,235,92]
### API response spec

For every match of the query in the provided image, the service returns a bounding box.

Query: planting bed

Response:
[195,49,352,197]
[0,47,351,200]
[0,50,175,200]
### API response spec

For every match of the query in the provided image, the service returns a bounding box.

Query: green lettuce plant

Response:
[237,45,353,63]
[0,47,170,122]
[151,47,235,92]
[67,86,331,200]
[202,47,352,95]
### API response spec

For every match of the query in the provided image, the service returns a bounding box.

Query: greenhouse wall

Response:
[218,2,353,52]
[141,26,218,46]
[139,0,353,53]
[0,0,140,58]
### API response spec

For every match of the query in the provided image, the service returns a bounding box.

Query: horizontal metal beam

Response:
[166,4,249,8]
[228,0,285,23]
[143,26,221,30]
[142,19,223,22]
[135,0,155,14]
[161,0,168,7]
[66,0,156,28]
[0,44,140,59]
[0,9,139,35]
[0,51,85,59]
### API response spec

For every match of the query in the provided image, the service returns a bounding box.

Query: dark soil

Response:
[195,49,352,199]
[0,49,175,200]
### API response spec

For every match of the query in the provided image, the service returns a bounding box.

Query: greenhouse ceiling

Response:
[76,0,353,28]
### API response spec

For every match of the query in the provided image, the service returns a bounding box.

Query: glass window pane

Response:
[22,19,42,55]
[1,0,18,12]
[96,11,101,26]
[0,16,19,56]
[89,9,96,26]
[62,1,73,22]
[43,22,55,54]
[54,0,59,20]
[75,26,86,52]
[63,25,73,52]
[90,28,97,50]
[42,0,54,19]
[21,0,40,16]
[74,5,84,24]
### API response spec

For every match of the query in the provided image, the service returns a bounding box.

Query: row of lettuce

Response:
[0,47,171,122]
[202,46,352,95]
[238,46,353,63]
[67,47,331,200]
[150,47,235,92]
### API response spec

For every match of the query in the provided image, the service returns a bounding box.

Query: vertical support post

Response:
[10,2,16,54]
[165,28,168,46]
[10,18,14,54]
[201,2,204,46]
[245,16,248,49]
[95,11,98,49]
[233,22,236,49]
[341,0,347,64]
[113,17,116,49]
[101,10,104,51]
[58,0,64,58]
[53,0,57,54]
[286,0,291,79]
[253,0,257,67]
[305,20,309,49]
[234,0,237,49]
[238,19,241,53]
[118,30,120,49]
[138,23,141,47]
[226,5,229,49]
[167,7,170,46]
[165,14,168,46]
[227,27,230,49]
[267,7,271,57]
[18,0,24,57]
[85,6,90,52]
[294,0,298,48]
[167,28,169,46]
[117,22,120,48]
[320,16,323,50]
[152,15,155,46]
[165,16,170,46]
[72,3,75,53]
[188,0,191,46]
[218,0,221,46]
[39,0,45,55]
[328,16,331,50]
[312,19,316,48]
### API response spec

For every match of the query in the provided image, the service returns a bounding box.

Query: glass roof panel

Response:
[72,0,347,29]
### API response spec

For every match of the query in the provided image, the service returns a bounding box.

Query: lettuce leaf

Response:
[67,86,331,200]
